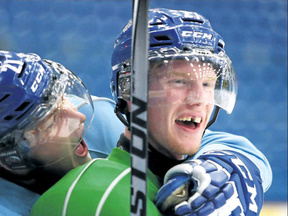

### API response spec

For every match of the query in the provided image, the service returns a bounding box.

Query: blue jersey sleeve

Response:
[195,130,272,192]
[83,96,125,158]
[0,177,40,216]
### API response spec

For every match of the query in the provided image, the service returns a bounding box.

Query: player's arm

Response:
[155,150,264,216]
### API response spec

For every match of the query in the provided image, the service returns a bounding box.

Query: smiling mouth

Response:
[175,116,201,129]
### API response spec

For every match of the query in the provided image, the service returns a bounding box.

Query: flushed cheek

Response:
[166,89,186,104]
[148,106,173,143]
[148,107,166,129]
[149,86,185,106]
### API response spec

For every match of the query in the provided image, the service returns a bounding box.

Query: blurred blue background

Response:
[0,0,287,204]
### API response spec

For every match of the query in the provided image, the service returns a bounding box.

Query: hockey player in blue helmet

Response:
[111,8,235,129]
[112,8,271,216]
[31,8,271,216]
[0,51,95,171]
[0,50,124,216]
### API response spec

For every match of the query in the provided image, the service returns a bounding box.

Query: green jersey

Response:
[30,148,161,216]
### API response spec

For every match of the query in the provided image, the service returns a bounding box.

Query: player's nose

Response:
[185,83,206,105]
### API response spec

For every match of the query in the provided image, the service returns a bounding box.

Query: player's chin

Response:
[172,140,201,158]
[182,144,200,156]
[174,130,202,146]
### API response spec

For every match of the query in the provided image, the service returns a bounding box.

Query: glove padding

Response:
[155,151,263,216]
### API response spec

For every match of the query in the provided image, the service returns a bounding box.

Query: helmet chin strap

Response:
[115,109,130,128]
[114,104,130,129]
[206,106,220,129]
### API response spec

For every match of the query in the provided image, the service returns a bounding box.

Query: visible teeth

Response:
[193,117,201,123]
[177,117,201,123]
[178,117,192,121]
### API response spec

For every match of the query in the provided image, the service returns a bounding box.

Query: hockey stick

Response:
[130,0,149,215]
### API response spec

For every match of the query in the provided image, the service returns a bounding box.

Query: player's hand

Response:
[155,158,245,216]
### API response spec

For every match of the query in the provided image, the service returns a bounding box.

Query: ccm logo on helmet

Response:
[181,31,213,40]
[31,66,45,92]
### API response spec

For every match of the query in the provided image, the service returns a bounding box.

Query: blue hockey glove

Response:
[155,150,264,216]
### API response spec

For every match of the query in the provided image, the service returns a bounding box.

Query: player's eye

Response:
[168,79,188,87]
[44,115,58,132]
[203,80,216,89]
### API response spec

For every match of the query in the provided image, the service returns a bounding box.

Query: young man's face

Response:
[24,97,91,175]
[148,59,217,159]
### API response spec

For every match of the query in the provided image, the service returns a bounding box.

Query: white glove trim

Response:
[164,164,193,184]
[191,165,211,194]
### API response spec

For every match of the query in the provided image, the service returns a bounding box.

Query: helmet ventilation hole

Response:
[4,115,14,120]
[0,94,10,102]
[17,62,26,78]
[218,42,224,49]
[15,104,33,120]
[182,18,204,24]
[154,35,171,41]
[15,102,30,111]
[150,35,173,47]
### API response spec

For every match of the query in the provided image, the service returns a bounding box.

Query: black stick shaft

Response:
[130,0,149,216]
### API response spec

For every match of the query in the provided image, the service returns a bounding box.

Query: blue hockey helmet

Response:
[110,8,237,125]
[0,51,94,170]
